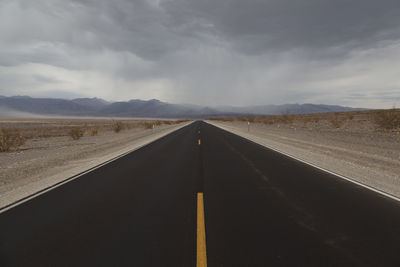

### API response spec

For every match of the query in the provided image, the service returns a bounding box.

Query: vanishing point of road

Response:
[1,121,400,266]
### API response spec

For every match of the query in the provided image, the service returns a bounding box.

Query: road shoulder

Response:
[205,120,400,199]
[0,121,193,210]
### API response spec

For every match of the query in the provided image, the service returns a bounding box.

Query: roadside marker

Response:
[197,193,207,267]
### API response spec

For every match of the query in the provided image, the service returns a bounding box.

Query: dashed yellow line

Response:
[197,192,207,267]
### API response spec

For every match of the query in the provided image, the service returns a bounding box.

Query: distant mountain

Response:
[0,96,222,118]
[218,103,364,115]
[99,99,220,118]
[0,96,94,116]
[0,96,365,118]
[71,98,110,110]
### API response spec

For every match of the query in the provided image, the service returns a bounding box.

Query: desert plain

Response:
[209,109,400,197]
[0,118,188,208]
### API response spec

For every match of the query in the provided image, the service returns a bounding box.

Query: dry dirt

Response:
[207,110,400,198]
[0,119,190,208]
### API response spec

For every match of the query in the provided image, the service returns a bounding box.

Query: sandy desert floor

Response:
[1,110,399,207]
[207,110,400,197]
[0,119,189,208]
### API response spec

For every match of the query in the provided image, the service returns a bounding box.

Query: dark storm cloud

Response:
[162,0,400,55]
[1,0,400,107]
[13,0,400,60]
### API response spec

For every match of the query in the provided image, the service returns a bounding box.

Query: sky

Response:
[1,0,400,108]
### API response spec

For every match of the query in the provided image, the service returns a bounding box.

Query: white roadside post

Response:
[248,121,250,132]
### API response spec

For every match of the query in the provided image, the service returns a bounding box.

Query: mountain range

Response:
[0,95,364,118]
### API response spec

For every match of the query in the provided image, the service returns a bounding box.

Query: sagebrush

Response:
[0,129,26,152]
[88,128,98,136]
[68,127,84,140]
[373,109,400,130]
[113,121,124,133]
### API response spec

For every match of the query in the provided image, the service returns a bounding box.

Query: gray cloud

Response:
[163,0,400,54]
[1,0,400,108]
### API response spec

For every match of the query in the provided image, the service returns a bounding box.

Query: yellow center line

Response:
[197,192,207,267]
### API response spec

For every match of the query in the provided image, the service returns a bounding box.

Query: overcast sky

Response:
[1,0,400,108]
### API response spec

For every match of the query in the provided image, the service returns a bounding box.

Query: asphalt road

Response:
[1,121,400,266]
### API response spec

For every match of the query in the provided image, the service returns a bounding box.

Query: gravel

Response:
[206,120,400,198]
[0,121,191,209]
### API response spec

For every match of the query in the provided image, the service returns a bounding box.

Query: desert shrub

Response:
[113,121,124,133]
[247,116,256,123]
[329,113,345,128]
[279,113,294,124]
[373,109,400,130]
[125,123,135,130]
[260,117,275,125]
[140,122,153,129]
[68,127,84,140]
[236,117,247,122]
[264,119,275,125]
[0,129,26,152]
[346,113,354,120]
[88,128,98,136]
[301,117,313,124]
[209,117,234,122]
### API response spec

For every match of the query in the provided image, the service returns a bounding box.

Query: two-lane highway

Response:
[1,121,400,266]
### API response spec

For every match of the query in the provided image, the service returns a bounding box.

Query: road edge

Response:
[0,121,194,214]
[205,120,400,202]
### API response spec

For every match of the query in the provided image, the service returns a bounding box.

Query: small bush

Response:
[346,113,354,120]
[373,109,400,130]
[175,120,189,124]
[247,116,256,123]
[125,123,135,130]
[68,127,84,140]
[301,117,313,124]
[88,128,98,136]
[0,129,26,152]
[263,118,275,125]
[213,117,232,122]
[113,121,124,133]
[279,113,294,124]
[329,113,345,128]
[141,122,153,129]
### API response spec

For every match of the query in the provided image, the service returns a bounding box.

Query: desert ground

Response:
[0,118,188,208]
[208,109,400,197]
[1,109,399,207]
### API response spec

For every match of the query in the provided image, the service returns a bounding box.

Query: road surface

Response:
[1,121,400,266]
